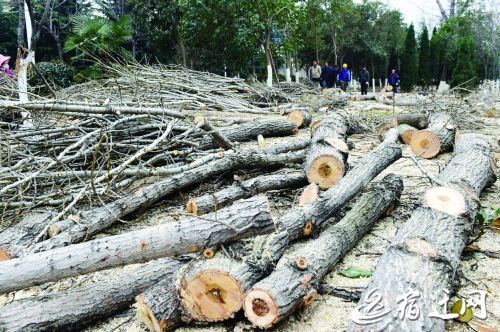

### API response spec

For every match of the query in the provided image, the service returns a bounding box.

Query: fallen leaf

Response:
[468,320,496,332]
[451,300,473,322]
[338,267,373,278]
[491,216,500,234]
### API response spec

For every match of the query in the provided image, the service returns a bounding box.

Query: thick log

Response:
[0,258,185,332]
[161,132,402,324]
[194,116,234,150]
[349,133,496,331]
[393,113,428,129]
[1,140,309,258]
[186,170,306,215]
[0,195,273,294]
[287,110,312,128]
[199,119,298,148]
[397,124,417,144]
[305,114,349,189]
[244,174,404,328]
[410,113,456,158]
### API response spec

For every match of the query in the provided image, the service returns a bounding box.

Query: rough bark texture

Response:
[3,140,309,258]
[394,113,428,129]
[187,171,306,215]
[397,124,417,144]
[0,257,185,332]
[244,174,404,328]
[410,113,456,158]
[305,113,349,189]
[349,133,496,332]
[0,212,54,260]
[0,195,273,294]
[199,119,298,148]
[195,116,234,150]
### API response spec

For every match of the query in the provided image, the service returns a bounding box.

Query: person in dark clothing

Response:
[333,65,340,88]
[388,69,400,93]
[320,62,334,88]
[360,66,370,95]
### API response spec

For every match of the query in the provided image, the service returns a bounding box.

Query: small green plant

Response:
[28,62,74,95]
[475,207,499,226]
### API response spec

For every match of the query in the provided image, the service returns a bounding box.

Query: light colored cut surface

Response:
[306,155,344,189]
[422,186,467,217]
[244,289,278,328]
[299,183,319,206]
[410,130,441,158]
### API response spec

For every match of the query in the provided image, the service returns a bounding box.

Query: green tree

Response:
[400,23,418,91]
[417,25,431,88]
[430,27,439,85]
[0,1,18,57]
[450,36,477,88]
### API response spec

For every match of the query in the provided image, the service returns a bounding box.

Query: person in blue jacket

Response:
[388,68,400,93]
[320,62,334,88]
[339,63,351,91]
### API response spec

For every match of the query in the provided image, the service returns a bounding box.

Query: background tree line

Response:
[0,0,498,91]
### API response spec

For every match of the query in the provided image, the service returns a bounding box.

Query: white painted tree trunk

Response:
[285,68,291,82]
[267,65,273,88]
[379,78,382,88]
[384,78,388,88]
[372,78,375,93]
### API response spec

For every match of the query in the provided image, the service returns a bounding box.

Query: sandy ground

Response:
[1,93,498,332]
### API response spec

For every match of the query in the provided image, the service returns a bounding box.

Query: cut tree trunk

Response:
[0,257,185,332]
[194,116,234,150]
[398,124,418,144]
[304,114,349,189]
[349,133,496,332]
[393,113,428,129]
[153,130,402,325]
[186,170,306,215]
[1,140,309,258]
[410,113,456,158]
[244,174,404,328]
[287,110,312,128]
[0,195,273,294]
[199,118,298,148]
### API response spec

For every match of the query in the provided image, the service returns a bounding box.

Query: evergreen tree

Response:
[417,26,431,88]
[400,24,418,91]
[388,48,399,78]
[450,36,477,89]
[430,27,439,86]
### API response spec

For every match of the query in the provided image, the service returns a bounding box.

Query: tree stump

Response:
[410,113,456,158]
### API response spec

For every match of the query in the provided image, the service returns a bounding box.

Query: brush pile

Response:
[0,65,496,332]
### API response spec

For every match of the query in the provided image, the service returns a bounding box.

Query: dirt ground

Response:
[1,93,498,332]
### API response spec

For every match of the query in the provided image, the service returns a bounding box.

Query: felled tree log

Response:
[349,133,496,332]
[287,110,312,128]
[410,113,456,158]
[351,94,377,101]
[393,113,428,129]
[159,131,402,324]
[0,195,273,294]
[194,116,234,150]
[397,124,418,144]
[1,140,309,258]
[0,257,185,332]
[244,174,404,328]
[304,114,349,189]
[199,118,298,148]
[186,170,306,215]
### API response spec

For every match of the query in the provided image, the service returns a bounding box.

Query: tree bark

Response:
[244,174,404,328]
[0,195,274,294]
[198,119,298,148]
[349,133,496,332]
[305,113,349,189]
[194,116,234,150]
[1,140,309,258]
[410,113,456,158]
[186,170,307,216]
[393,113,429,129]
[158,131,401,324]
[0,257,185,332]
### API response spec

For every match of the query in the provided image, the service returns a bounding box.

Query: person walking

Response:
[359,66,370,95]
[339,63,351,92]
[0,54,14,78]
[388,69,400,93]
[309,59,322,86]
[320,62,334,88]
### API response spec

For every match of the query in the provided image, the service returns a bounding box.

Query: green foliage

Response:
[400,24,418,92]
[430,27,439,84]
[338,267,373,278]
[475,207,500,226]
[28,62,74,95]
[64,14,133,61]
[418,26,431,87]
[0,1,18,57]
[450,36,477,89]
